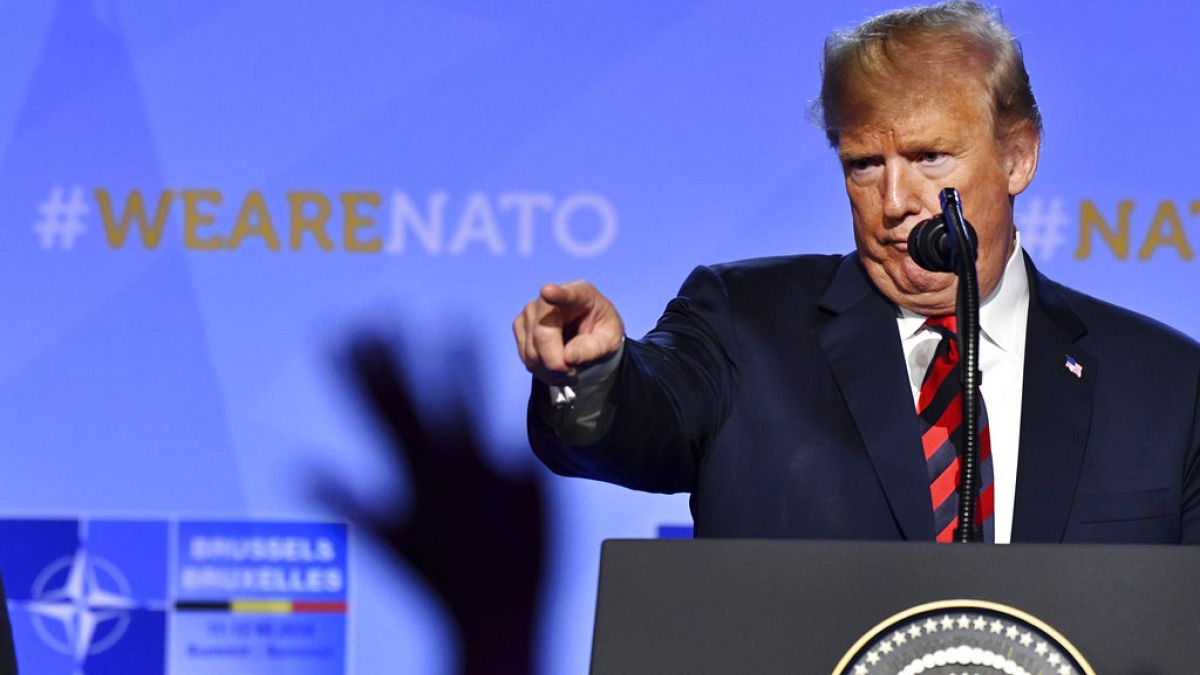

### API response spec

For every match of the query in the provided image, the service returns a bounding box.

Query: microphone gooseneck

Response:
[907,187,984,543]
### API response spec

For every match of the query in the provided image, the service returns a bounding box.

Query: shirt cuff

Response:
[545,338,625,441]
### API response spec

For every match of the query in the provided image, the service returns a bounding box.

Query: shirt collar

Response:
[896,231,1030,354]
[978,231,1029,354]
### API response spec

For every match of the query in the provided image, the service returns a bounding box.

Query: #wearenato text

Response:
[95,189,618,257]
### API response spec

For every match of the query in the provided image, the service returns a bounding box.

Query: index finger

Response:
[540,280,591,308]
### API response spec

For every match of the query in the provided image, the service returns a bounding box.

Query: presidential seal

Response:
[833,599,1096,675]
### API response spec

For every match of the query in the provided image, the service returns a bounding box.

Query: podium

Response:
[591,539,1200,673]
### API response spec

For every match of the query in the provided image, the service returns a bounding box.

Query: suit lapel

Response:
[1011,255,1096,542]
[817,256,934,541]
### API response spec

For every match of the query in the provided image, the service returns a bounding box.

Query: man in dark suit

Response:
[513,1,1200,543]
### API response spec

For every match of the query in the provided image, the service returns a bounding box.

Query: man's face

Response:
[836,73,1038,316]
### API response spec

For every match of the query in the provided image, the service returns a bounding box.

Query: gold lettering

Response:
[342,192,382,253]
[95,189,173,249]
[288,191,333,251]
[1138,200,1193,260]
[183,190,224,250]
[229,190,280,251]
[1075,199,1131,259]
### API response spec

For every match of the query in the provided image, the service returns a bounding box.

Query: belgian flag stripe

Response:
[175,601,227,611]
[230,600,292,613]
[293,601,347,613]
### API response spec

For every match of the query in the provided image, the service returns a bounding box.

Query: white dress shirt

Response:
[550,238,1031,543]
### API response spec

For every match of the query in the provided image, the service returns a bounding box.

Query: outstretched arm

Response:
[522,266,740,494]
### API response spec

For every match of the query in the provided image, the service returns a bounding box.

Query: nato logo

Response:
[0,519,168,675]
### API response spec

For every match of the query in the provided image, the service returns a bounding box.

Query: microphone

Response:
[908,187,985,544]
[907,196,978,273]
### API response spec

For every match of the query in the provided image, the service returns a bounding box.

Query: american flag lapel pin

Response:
[1064,354,1083,379]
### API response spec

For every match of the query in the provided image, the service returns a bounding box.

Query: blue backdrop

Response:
[2,1,1198,673]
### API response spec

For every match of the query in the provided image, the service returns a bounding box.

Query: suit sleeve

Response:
[526,265,739,494]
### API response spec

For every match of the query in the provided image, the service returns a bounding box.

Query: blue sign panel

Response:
[0,519,168,675]
[171,520,348,675]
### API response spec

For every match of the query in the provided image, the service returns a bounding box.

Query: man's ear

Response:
[1004,121,1040,196]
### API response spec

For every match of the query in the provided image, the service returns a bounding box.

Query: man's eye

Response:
[847,158,878,172]
[920,151,947,164]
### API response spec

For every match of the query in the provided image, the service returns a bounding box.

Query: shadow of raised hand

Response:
[320,336,545,675]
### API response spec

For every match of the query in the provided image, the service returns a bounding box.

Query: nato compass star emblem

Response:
[833,599,1096,675]
[20,548,139,668]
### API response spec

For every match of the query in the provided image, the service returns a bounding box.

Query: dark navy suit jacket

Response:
[529,253,1200,543]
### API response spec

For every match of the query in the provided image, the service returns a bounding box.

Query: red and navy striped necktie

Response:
[917,315,995,543]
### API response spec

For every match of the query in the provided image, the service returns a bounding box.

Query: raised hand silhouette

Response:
[320,336,546,675]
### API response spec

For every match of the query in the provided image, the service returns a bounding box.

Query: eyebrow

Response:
[894,135,958,153]
[836,147,877,162]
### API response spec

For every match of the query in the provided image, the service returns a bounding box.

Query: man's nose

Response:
[881,161,923,222]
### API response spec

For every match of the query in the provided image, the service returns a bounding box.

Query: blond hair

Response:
[815,1,1041,146]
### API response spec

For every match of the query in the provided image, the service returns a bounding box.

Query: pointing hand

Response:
[512,280,624,385]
